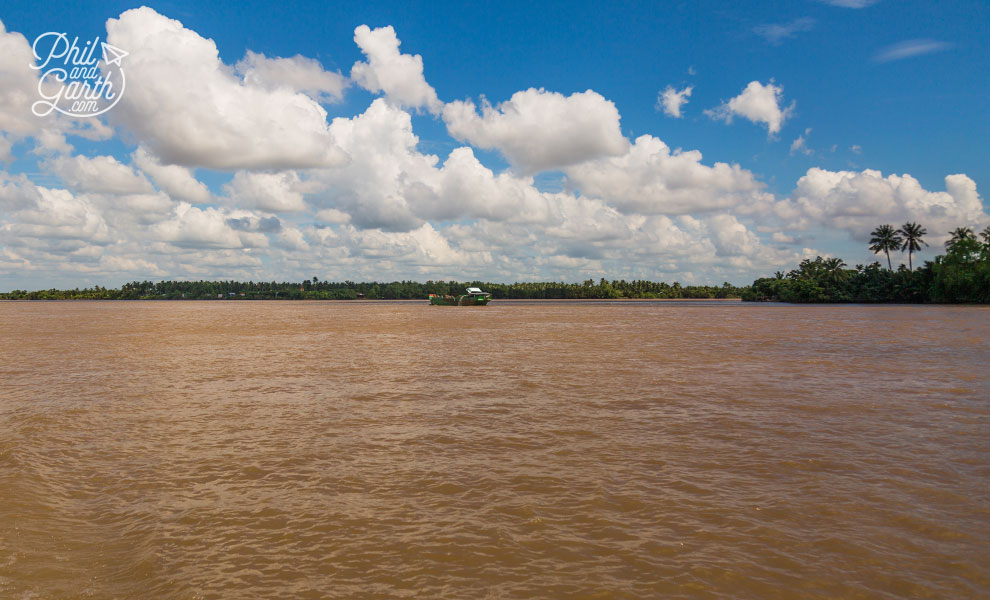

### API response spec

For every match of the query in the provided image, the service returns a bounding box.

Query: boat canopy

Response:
[465,287,486,295]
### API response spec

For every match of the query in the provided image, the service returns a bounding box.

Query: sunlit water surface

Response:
[1,301,988,599]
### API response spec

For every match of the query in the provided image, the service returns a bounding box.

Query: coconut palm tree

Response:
[945,227,976,252]
[898,222,928,271]
[824,257,847,272]
[823,257,849,287]
[980,226,990,245]
[869,224,902,271]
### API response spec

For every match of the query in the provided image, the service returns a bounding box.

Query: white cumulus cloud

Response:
[153,203,268,249]
[0,20,112,160]
[105,7,348,170]
[657,85,693,118]
[350,25,441,115]
[223,170,310,213]
[563,135,764,215]
[706,214,762,257]
[48,154,154,195]
[775,168,990,242]
[0,19,43,154]
[132,147,211,203]
[236,50,348,103]
[705,80,795,137]
[312,98,435,231]
[443,88,628,174]
[0,185,111,248]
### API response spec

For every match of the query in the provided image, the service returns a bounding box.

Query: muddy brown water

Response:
[1,300,988,598]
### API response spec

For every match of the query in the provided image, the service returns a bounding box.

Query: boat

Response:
[429,287,492,306]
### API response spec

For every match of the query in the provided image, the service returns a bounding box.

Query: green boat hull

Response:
[429,293,491,306]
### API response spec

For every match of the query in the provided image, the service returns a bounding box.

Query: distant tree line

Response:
[743,223,990,303]
[1,277,746,301]
[7,223,987,304]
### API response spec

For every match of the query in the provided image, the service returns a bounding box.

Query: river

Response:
[1,300,987,598]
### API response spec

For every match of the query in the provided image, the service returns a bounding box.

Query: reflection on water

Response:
[1,301,988,598]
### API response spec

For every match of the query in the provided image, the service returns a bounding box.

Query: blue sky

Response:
[1,0,988,289]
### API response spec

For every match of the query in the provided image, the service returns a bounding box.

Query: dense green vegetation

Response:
[1,278,746,301]
[5,223,987,304]
[743,223,990,303]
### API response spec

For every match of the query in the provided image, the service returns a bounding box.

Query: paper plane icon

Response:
[101,43,128,66]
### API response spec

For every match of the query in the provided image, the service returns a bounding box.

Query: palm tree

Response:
[869,224,902,271]
[823,257,846,271]
[945,227,975,252]
[823,257,849,286]
[980,225,990,245]
[897,222,928,271]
